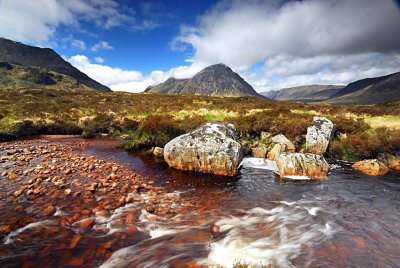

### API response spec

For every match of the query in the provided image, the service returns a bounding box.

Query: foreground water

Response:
[1,137,400,267]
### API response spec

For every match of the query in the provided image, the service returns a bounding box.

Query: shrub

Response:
[330,116,369,136]
[121,115,185,150]
[329,128,400,161]
[81,113,116,138]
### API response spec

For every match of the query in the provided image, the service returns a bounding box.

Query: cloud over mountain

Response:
[174,0,400,91]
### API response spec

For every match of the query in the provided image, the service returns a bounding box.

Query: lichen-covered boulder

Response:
[267,134,296,161]
[163,122,243,176]
[352,159,389,176]
[378,153,400,172]
[271,134,296,151]
[276,153,330,180]
[267,144,283,161]
[306,117,334,155]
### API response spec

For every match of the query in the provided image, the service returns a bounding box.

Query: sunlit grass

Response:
[363,115,400,129]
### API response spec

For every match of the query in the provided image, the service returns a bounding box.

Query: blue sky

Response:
[53,0,217,73]
[0,0,400,92]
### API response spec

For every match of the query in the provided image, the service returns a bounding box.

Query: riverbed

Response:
[1,136,400,267]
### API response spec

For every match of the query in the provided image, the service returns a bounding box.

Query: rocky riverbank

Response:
[0,137,199,267]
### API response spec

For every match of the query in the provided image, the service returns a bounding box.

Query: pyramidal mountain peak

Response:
[145,63,261,97]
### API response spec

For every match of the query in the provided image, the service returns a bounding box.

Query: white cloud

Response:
[91,41,114,52]
[243,53,400,92]
[67,55,203,92]
[174,0,400,92]
[0,0,139,43]
[71,39,86,50]
[94,57,105,63]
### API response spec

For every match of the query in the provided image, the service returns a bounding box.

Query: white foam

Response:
[54,206,63,216]
[199,205,336,267]
[305,207,320,216]
[284,175,311,180]
[4,220,54,245]
[239,157,279,172]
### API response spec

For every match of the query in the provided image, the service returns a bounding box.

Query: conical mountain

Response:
[146,64,260,97]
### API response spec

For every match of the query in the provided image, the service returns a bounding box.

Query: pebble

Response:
[75,217,96,230]
[210,224,221,238]
[0,138,191,266]
[43,205,56,216]
[69,234,82,249]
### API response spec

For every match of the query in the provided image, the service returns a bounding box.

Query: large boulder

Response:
[163,122,243,176]
[352,159,389,176]
[267,134,296,161]
[276,153,330,180]
[306,117,334,155]
[378,153,400,172]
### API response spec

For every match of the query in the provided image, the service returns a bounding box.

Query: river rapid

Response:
[1,136,400,267]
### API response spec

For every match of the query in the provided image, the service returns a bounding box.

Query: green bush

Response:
[81,113,117,138]
[121,115,185,150]
[329,128,400,161]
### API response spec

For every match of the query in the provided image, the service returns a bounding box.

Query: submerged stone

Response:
[352,159,389,176]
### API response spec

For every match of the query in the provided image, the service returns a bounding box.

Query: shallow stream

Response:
[1,137,400,267]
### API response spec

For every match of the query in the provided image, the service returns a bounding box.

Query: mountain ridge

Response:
[0,38,111,92]
[325,72,400,104]
[261,85,344,102]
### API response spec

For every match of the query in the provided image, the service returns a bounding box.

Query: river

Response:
[1,137,400,267]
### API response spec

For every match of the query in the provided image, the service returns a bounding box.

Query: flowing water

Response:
[1,137,400,267]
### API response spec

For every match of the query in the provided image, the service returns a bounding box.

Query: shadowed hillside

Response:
[0,38,111,92]
[326,72,400,105]
[0,62,93,91]
[261,85,344,102]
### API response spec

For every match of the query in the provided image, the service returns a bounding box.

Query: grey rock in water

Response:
[145,64,261,97]
[305,117,334,155]
[163,122,243,176]
[352,159,389,176]
[276,153,330,180]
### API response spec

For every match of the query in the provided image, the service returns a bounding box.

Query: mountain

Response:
[0,62,95,91]
[260,85,344,102]
[0,38,111,92]
[145,64,260,97]
[325,72,400,105]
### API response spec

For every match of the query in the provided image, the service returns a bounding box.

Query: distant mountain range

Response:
[261,72,400,105]
[0,38,111,92]
[261,85,344,102]
[145,64,261,97]
[325,72,400,105]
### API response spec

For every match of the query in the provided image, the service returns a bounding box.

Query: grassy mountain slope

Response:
[261,85,344,102]
[326,72,400,105]
[0,62,93,91]
[0,38,111,92]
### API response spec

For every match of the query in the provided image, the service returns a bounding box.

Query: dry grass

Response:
[0,88,399,160]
